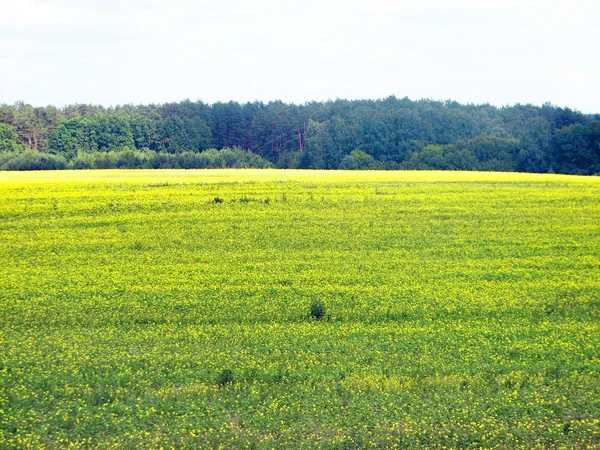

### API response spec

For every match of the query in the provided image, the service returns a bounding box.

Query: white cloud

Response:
[0,0,78,28]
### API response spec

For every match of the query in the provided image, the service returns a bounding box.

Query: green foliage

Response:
[338,149,381,170]
[302,119,337,169]
[216,369,235,386]
[40,147,272,171]
[0,150,66,170]
[401,134,521,172]
[1,98,599,173]
[276,151,302,169]
[0,123,21,152]
[310,299,327,320]
[552,121,600,175]
[48,121,84,158]
[48,116,135,156]
[402,144,479,171]
[157,116,213,153]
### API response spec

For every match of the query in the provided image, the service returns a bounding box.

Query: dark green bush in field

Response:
[310,299,327,321]
[216,369,235,386]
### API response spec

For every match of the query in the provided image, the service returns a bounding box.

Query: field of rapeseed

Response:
[1,169,599,449]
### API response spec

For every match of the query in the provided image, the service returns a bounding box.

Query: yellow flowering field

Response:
[1,169,599,448]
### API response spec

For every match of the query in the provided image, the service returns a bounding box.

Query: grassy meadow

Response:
[1,169,599,448]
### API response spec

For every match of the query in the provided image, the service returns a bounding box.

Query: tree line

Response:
[0,97,598,173]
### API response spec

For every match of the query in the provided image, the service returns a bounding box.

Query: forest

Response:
[0,97,598,173]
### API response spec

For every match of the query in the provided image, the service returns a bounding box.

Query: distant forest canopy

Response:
[0,97,599,173]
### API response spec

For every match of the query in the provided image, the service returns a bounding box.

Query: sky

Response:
[0,0,598,113]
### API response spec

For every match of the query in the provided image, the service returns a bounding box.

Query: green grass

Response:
[1,169,599,448]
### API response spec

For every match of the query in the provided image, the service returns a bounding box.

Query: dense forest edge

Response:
[0,97,598,173]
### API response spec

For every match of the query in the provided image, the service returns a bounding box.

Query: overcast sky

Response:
[0,0,598,112]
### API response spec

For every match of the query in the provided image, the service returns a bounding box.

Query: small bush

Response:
[310,299,326,321]
[338,149,382,170]
[216,369,235,386]
[0,150,67,171]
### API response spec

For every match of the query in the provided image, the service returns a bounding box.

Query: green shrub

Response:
[0,150,67,170]
[216,369,235,386]
[310,299,326,321]
[338,150,381,170]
